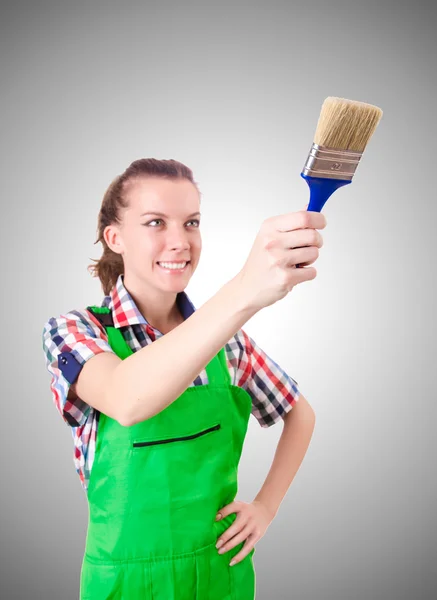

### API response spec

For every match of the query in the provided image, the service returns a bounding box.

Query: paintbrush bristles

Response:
[314,97,383,153]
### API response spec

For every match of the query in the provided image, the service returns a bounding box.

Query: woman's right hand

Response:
[234,207,327,311]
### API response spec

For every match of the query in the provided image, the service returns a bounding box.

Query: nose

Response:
[166,224,191,252]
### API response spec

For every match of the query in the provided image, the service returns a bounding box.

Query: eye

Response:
[143,219,200,228]
[144,219,163,227]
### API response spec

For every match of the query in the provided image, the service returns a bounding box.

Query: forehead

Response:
[124,176,199,214]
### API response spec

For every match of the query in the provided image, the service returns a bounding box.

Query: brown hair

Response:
[87,158,201,296]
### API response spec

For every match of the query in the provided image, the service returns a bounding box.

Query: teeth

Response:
[158,262,187,270]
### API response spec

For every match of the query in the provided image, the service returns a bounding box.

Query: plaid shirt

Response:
[41,274,300,493]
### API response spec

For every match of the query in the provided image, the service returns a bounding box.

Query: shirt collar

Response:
[105,274,196,329]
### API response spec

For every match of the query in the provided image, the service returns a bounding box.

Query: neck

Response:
[122,274,183,332]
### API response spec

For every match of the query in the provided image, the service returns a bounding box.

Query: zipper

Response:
[133,423,221,448]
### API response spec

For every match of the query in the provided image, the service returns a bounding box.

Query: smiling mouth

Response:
[156,261,191,271]
[156,261,191,264]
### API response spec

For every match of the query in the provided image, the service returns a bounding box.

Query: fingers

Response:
[294,258,317,268]
[267,210,327,233]
[288,264,317,283]
[229,535,257,566]
[216,517,258,566]
[263,208,324,272]
[278,228,324,251]
[289,245,320,266]
[217,522,252,555]
[216,512,247,548]
[261,230,323,260]
[216,500,240,520]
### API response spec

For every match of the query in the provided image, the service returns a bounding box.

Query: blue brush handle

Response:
[296,173,351,269]
[301,173,351,212]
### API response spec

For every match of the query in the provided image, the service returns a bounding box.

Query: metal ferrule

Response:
[302,143,363,180]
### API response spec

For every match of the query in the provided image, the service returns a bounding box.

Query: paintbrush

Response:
[301,97,383,213]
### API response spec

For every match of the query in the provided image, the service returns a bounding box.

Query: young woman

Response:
[42,158,325,599]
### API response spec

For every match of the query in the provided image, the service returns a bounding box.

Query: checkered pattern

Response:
[42,274,300,492]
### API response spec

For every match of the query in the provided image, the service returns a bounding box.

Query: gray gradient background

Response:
[1,0,436,598]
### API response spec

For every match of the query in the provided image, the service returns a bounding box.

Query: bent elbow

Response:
[117,403,152,428]
[116,413,134,428]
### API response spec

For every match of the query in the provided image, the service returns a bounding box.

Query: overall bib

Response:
[79,306,256,600]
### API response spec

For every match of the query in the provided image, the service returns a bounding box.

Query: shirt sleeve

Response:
[41,308,115,428]
[225,328,301,427]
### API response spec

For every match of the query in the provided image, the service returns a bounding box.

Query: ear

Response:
[104,224,124,255]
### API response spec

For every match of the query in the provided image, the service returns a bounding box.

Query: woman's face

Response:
[108,176,202,293]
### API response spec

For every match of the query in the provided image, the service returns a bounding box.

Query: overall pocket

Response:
[132,423,221,448]
[129,421,229,546]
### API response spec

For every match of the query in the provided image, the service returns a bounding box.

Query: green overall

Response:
[79,306,256,599]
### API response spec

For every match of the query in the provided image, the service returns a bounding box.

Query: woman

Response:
[42,158,324,599]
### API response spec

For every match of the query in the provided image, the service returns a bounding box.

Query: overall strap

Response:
[86,305,231,386]
[86,306,133,360]
[212,346,231,386]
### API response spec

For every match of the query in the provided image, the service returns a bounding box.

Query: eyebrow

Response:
[140,211,201,218]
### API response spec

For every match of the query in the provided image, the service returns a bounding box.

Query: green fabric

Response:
[80,306,256,599]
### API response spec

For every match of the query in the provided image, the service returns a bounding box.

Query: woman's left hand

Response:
[215,499,275,566]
